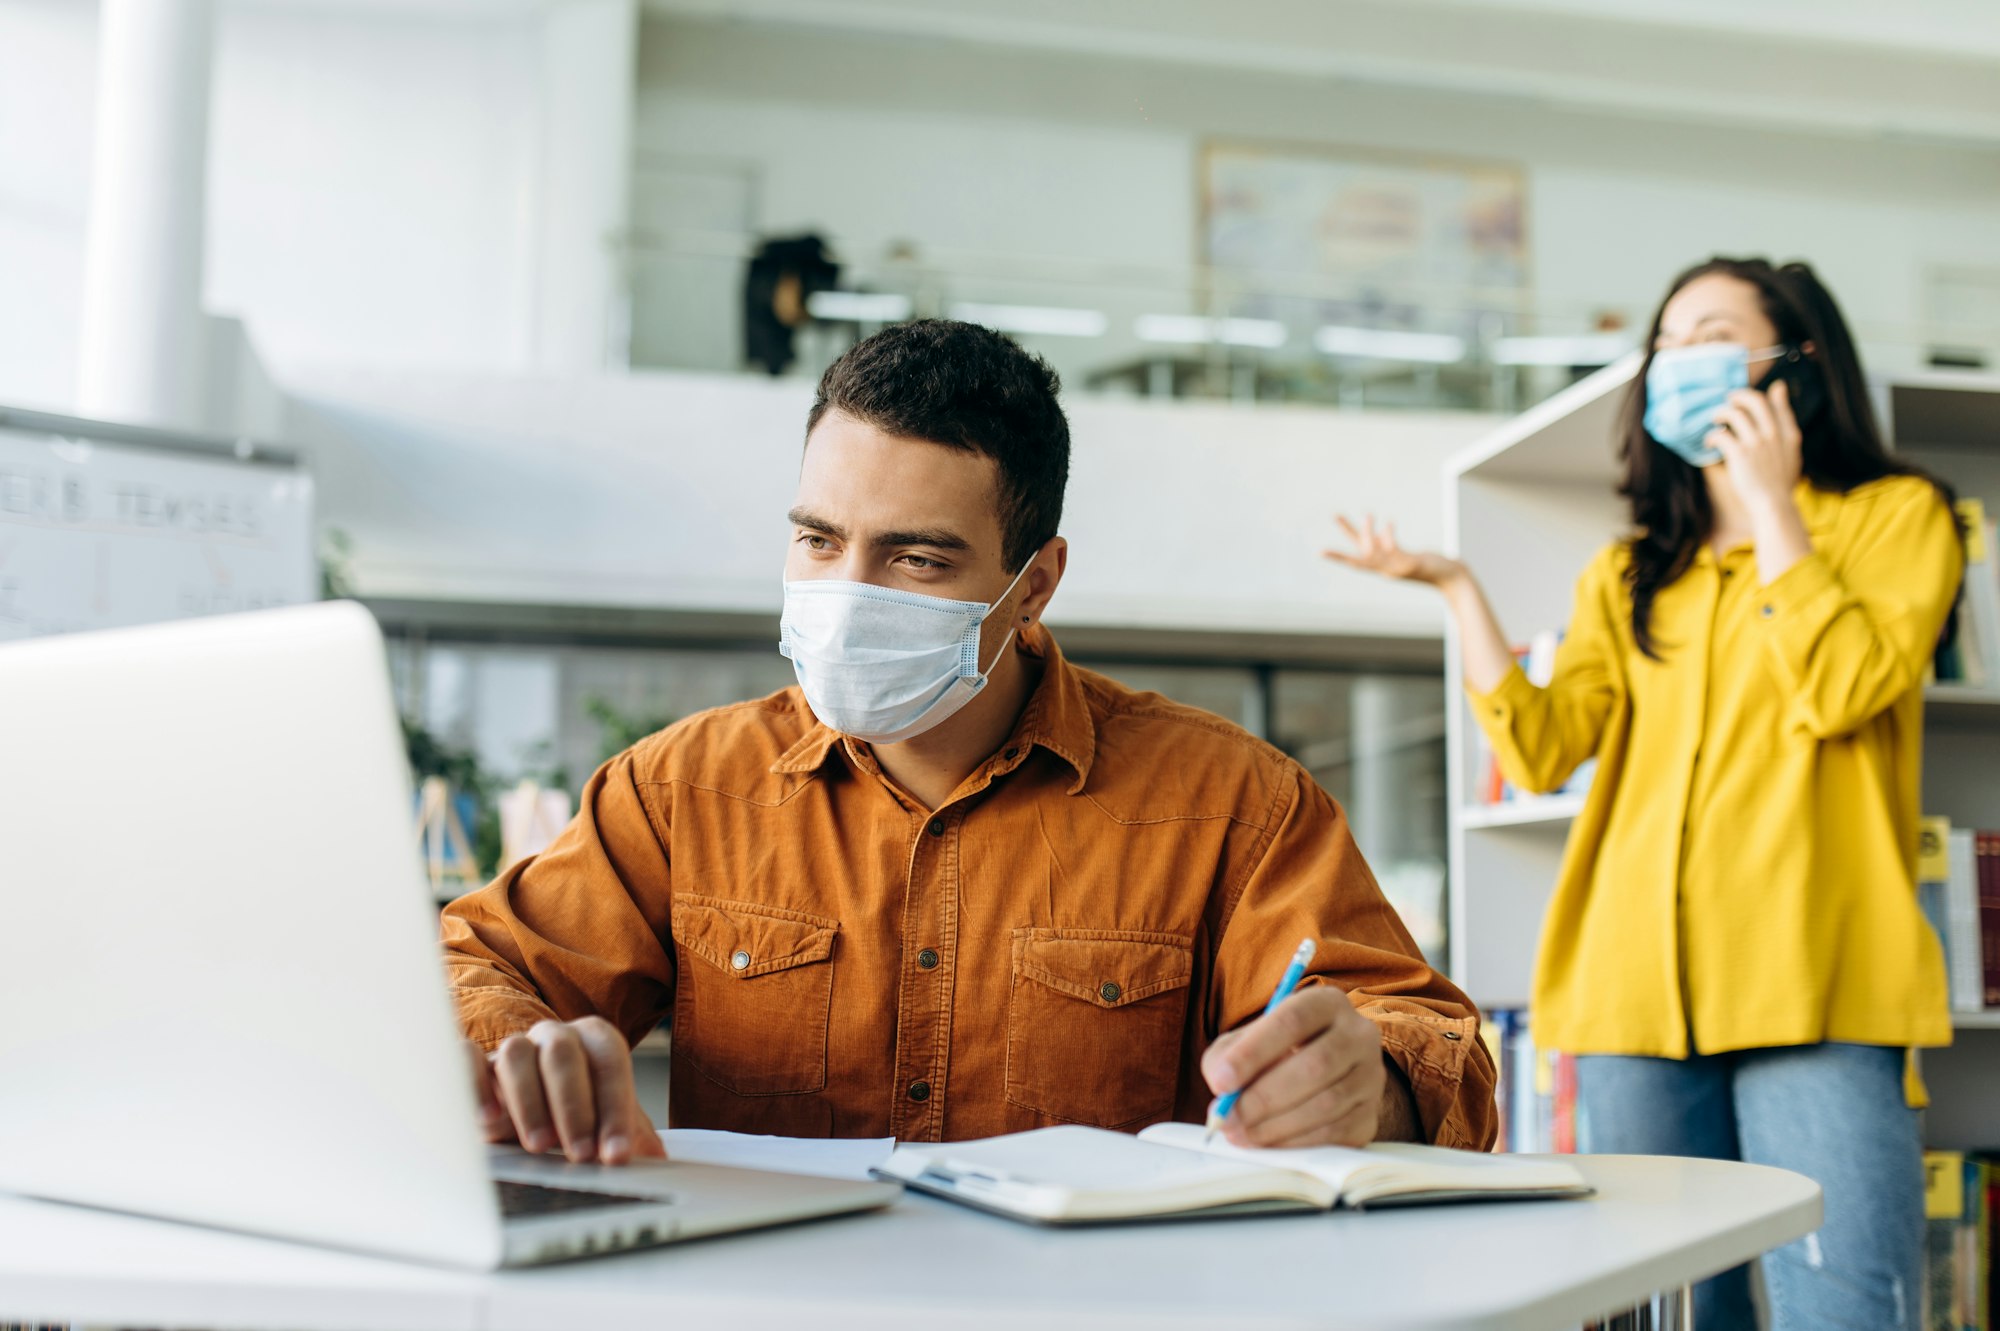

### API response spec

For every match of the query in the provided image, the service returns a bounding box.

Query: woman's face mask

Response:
[1643,343,1785,467]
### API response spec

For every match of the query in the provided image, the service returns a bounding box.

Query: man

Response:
[443,320,1496,1166]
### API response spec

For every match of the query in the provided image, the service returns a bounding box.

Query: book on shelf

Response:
[1937,501,2000,689]
[1986,832,2000,1010]
[1485,1008,1578,1156]
[1924,1149,1996,1331]
[1915,819,1999,1015]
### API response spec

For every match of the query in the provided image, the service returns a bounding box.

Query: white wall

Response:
[634,16,2000,371]
[206,6,541,374]
[283,365,1493,639]
[0,2,545,415]
[0,1,98,412]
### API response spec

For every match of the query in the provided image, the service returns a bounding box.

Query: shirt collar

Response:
[1695,479,1840,565]
[767,624,1098,793]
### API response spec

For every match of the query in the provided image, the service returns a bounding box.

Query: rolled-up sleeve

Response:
[1465,552,1623,797]
[1755,482,1960,740]
[440,748,677,1051]
[1212,764,1498,1151]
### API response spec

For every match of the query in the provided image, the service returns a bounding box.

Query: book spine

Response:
[1959,1155,1989,1331]
[1949,831,1985,1011]
[1981,1156,1997,1331]
[1928,1150,1967,1331]
[1509,1013,1539,1153]
[1984,833,2000,1009]
[1551,1053,1576,1155]
[1480,1012,1509,1154]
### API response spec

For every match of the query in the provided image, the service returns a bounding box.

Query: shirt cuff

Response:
[1465,662,1537,725]
[449,976,560,1051]
[1366,1006,1494,1151]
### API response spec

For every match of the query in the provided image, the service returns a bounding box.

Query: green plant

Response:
[582,694,679,766]
[402,717,502,879]
[320,526,358,600]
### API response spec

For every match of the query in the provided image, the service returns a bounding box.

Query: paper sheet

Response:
[657,1128,896,1181]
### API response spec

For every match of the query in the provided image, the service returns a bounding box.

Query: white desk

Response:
[0,1154,1818,1331]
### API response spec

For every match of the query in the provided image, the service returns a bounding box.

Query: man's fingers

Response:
[1202,990,1334,1097]
[571,1017,650,1166]
[466,1041,513,1143]
[529,1022,600,1164]
[1229,1075,1376,1149]
[629,1116,669,1161]
[1334,514,1361,543]
[1220,1033,1335,1137]
[494,1034,554,1154]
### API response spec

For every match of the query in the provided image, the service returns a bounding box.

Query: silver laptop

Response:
[0,601,898,1269]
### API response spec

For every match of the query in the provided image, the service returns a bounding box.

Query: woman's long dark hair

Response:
[1618,257,1957,658]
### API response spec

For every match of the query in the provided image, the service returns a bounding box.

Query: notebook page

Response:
[880,1125,1334,1218]
[1138,1122,1378,1193]
[1139,1124,1588,1205]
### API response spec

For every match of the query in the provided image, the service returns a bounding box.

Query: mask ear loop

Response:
[975,559,1037,677]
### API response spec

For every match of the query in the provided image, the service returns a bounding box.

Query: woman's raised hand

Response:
[1323,515,1465,587]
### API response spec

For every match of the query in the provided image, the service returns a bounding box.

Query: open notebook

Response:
[875,1124,1591,1225]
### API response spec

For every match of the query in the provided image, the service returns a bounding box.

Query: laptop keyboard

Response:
[495,1179,662,1218]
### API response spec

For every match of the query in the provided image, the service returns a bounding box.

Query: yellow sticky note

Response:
[1957,499,1987,564]
[1924,1150,1965,1219]
[1918,815,1952,882]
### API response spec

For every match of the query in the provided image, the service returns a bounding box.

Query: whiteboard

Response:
[0,410,316,642]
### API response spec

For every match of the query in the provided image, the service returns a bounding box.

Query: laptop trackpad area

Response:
[486,1145,900,1235]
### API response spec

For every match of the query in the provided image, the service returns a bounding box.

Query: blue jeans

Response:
[1574,1043,1923,1331]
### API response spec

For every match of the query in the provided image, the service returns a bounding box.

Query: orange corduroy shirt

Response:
[442,627,1497,1149]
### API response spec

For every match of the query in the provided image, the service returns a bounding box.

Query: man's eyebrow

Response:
[870,526,973,553]
[787,507,846,539]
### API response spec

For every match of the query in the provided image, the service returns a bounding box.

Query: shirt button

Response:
[927,818,946,837]
[917,948,940,970]
[730,950,750,971]
[1761,604,1775,618]
[908,1080,932,1102]
[1099,981,1121,1003]
[1004,748,1019,760]
[1443,1031,1462,1041]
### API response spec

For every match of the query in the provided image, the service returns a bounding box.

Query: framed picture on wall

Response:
[1198,140,1529,345]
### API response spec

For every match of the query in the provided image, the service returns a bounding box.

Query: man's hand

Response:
[466,1017,666,1166]
[1201,988,1390,1149]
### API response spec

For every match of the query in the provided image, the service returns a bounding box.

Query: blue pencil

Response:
[1205,937,1317,1144]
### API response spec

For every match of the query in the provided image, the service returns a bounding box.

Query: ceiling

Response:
[640,0,2000,146]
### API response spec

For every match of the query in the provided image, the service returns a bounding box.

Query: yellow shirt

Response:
[1470,475,1961,1065]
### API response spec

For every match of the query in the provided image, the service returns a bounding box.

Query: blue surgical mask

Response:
[778,563,1030,745]
[1643,343,1782,467]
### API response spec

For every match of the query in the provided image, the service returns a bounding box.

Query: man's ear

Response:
[1016,537,1068,628]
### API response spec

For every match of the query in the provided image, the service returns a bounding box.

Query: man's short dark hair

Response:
[806,319,1069,572]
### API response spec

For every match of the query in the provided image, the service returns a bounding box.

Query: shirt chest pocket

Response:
[1005,928,1194,1130]
[671,895,839,1097]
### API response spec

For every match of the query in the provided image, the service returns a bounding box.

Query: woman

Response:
[1332,258,1960,1330]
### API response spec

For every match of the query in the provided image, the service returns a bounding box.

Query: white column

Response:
[1349,676,1397,865]
[76,0,216,429]
[532,0,637,372]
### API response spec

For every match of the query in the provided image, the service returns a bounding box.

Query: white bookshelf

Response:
[1443,358,2000,1151]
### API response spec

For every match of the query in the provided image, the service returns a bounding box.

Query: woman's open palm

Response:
[1324,515,1464,586]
